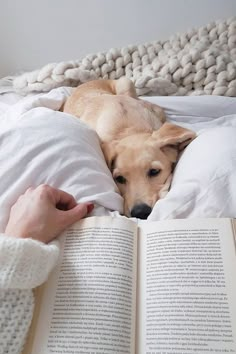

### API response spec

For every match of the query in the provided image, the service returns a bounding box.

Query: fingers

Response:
[42,185,77,210]
[5,183,94,243]
[53,189,77,210]
[17,184,94,221]
[25,187,34,194]
[27,184,77,210]
[61,203,94,228]
[25,184,94,217]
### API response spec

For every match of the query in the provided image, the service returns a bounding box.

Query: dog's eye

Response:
[115,175,127,184]
[148,168,161,177]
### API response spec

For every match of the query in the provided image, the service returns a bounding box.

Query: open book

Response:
[23,217,236,354]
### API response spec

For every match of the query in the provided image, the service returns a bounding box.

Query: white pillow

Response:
[149,127,236,220]
[0,107,123,232]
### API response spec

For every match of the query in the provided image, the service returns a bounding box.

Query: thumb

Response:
[62,203,94,227]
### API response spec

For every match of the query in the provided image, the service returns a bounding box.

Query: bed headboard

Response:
[1,0,235,78]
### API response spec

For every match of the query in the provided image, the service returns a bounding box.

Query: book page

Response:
[30,216,137,354]
[137,218,236,354]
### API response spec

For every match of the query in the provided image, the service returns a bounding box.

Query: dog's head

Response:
[102,123,196,219]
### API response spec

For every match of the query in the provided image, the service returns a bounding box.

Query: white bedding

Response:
[0,87,236,231]
[0,91,23,116]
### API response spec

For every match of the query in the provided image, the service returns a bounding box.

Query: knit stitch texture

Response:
[13,17,236,96]
[0,234,59,354]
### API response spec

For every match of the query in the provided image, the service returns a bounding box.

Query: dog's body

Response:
[63,78,196,218]
[63,78,166,142]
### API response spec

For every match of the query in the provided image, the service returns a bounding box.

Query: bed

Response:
[0,86,235,232]
[1,14,236,228]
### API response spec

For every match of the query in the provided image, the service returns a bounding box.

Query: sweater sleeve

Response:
[0,233,60,289]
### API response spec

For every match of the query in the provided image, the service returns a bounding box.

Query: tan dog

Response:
[63,78,196,219]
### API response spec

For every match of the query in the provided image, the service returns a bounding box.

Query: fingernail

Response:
[87,203,94,214]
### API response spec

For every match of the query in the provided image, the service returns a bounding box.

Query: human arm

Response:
[0,184,93,289]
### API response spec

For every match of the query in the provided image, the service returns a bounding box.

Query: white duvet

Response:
[0,87,236,231]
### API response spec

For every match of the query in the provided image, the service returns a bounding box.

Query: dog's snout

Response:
[130,203,152,219]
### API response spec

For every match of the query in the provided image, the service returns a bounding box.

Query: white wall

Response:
[1,0,235,78]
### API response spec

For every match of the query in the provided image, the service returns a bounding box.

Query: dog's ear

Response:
[101,141,117,171]
[153,123,196,162]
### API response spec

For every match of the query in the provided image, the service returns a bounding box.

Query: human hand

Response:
[5,184,94,243]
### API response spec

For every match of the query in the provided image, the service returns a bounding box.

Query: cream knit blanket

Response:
[13,17,236,96]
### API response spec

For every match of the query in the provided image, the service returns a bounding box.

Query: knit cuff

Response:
[0,234,60,289]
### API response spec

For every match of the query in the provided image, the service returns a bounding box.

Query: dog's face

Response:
[102,123,196,219]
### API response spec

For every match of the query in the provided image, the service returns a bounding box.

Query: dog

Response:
[63,78,196,219]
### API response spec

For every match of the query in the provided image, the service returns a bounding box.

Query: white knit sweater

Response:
[0,234,60,354]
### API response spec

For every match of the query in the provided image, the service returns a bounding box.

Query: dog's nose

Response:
[130,203,152,219]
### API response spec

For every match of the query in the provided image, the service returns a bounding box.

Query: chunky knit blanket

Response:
[13,17,236,96]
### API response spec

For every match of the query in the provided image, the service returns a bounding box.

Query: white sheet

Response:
[0,88,123,232]
[0,91,24,116]
[0,88,236,230]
